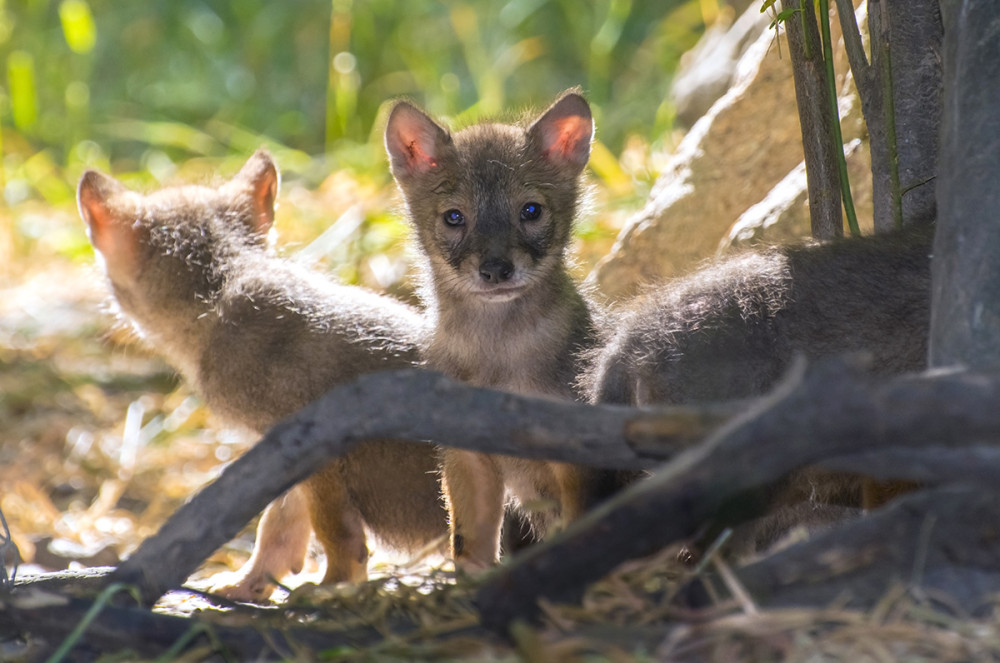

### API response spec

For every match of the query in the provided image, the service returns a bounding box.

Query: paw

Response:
[453,554,493,576]
[208,570,276,603]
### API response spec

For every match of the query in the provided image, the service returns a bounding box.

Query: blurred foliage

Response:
[0,0,728,297]
[0,0,715,194]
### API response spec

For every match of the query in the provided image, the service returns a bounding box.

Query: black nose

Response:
[479,258,515,283]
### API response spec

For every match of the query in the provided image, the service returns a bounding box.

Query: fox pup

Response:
[581,227,933,518]
[385,91,617,570]
[77,150,448,600]
[583,228,932,405]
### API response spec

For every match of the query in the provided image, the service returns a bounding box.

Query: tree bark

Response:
[474,359,1000,631]
[885,0,942,228]
[683,486,1000,611]
[108,369,732,606]
[929,0,1000,368]
[837,0,942,232]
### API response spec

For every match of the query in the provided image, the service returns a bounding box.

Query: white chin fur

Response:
[474,286,527,303]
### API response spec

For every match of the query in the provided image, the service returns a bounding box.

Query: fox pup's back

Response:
[582,228,932,407]
[78,151,447,599]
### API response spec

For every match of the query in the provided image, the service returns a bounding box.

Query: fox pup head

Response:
[385,90,593,304]
[77,149,279,334]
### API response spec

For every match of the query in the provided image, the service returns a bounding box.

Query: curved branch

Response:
[109,369,731,605]
[474,360,1000,631]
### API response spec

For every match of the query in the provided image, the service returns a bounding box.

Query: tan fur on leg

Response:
[211,486,311,602]
[303,464,369,584]
[441,449,505,571]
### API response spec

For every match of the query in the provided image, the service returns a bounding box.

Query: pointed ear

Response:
[385,101,451,180]
[233,148,280,235]
[78,170,130,256]
[527,91,594,173]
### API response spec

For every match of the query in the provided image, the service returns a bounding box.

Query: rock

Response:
[721,138,874,252]
[670,4,770,129]
[591,2,866,302]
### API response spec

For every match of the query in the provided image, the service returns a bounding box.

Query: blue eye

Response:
[520,202,542,221]
[442,209,465,227]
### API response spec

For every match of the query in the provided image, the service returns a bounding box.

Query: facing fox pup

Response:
[385,91,617,570]
[77,151,448,600]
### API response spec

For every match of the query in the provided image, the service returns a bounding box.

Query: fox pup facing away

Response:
[385,91,619,570]
[582,228,932,405]
[580,226,933,532]
[77,151,448,601]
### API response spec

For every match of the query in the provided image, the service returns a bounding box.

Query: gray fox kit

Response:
[580,227,933,520]
[582,228,932,406]
[77,150,448,600]
[385,91,618,570]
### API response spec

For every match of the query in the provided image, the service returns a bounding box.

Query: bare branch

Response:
[474,360,1000,631]
[108,369,731,605]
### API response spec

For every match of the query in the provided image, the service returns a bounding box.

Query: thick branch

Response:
[474,360,1000,631]
[110,358,1000,620]
[885,0,941,227]
[819,446,1000,485]
[109,369,732,606]
[930,0,1000,367]
[694,487,1000,611]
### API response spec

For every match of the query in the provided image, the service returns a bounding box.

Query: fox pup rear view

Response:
[78,151,447,600]
[581,227,933,533]
[583,228,932,406]
[386,91,617,569]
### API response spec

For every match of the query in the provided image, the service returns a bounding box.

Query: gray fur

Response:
[78,152,446,553]
[388,103,597,398]
[386,93,618,554]
[580,226,934,554]
[582,227,933,406]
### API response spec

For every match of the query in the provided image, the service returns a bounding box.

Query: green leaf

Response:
[59,0,96,55]
[7,51,37,133]
[776,7,799,23]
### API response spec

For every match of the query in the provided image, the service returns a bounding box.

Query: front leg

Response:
[302,462,369,584]
[441,449,505,571]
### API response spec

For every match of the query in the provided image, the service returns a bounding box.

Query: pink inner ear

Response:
[536,110,593,170]
[249,168,278,235]
[387,105,443,175]
[404,140,437,170]
[79,188,140,278]
[79,187,115,252]
[546,115,591,159]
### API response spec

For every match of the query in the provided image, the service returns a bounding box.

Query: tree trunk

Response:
[929,0,1000,368]
[885,0,942,228]
[837,0,942,232]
